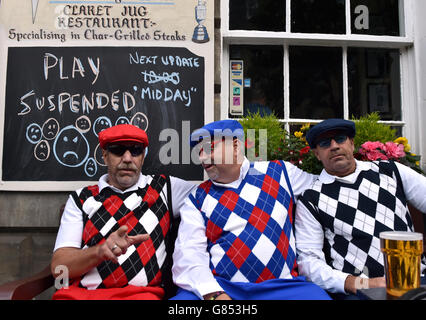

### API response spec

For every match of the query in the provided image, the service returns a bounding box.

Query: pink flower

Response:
[364,150,388,161]
[359,141,388,161]
[383,142,405,159]
[361,141,384,152]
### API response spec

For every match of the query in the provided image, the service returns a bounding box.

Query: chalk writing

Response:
[43,53,100,84]
[4,46,204,181]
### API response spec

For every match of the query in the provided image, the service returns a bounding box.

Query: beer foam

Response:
[379,231,423,241]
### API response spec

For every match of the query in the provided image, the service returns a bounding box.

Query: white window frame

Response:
[220,0,417,142]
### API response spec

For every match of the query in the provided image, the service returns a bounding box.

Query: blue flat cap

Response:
[306,119,355,148]
[190,119,244,148]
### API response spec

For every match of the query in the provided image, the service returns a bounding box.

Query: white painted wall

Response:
[411,0,426,168]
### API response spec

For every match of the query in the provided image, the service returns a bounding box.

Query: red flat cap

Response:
[99,124,149,149]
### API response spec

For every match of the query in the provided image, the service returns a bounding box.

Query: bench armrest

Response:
[0,265,54,300]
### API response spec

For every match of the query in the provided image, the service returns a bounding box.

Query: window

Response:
[348,48,401,120]
[350,0,400,36]
[291,0,346,34]
[221,0,411,134]
[289,46,343,119]
[229,0,285,31]
[229,45,284,118]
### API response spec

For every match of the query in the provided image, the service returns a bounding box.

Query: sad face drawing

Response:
[53,125,90,168]
[93,116,112,137]
[34,140,50,161]
[42,118,60,140]
[26,123,42,144]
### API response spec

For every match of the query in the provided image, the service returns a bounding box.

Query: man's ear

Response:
[313,148,321,161]
[234,139,244,163]
[102,148,108,163]
[349,137,355,152]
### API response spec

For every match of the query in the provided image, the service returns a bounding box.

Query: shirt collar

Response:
[319,160,371,184]
[98,173,148,193]
[210,157,250,189]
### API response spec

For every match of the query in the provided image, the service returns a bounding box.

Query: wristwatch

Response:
[206,291,225,300]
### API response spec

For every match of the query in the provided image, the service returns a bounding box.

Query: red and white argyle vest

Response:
[70,175,173,290]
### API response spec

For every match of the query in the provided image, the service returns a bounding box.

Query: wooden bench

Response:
[0,204,424,300]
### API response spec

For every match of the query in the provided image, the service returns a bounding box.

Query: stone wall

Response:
[0,0,222,299]
[0,192,68,299]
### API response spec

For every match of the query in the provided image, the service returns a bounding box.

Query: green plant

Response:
[273,124,323,175]
[239,113,323,174]
[239,111,285,161]
[352,112,397,149]
[239,112,423,176]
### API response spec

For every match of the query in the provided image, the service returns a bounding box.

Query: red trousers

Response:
[52,285,164,300]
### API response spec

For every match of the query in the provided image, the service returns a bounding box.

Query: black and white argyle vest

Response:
[299,161,414,278]
[70,175,174,290]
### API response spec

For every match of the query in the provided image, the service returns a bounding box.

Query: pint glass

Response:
[380,231,423,297]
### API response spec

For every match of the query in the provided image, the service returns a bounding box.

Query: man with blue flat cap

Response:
[171,119,331,300]
[295,119,426,299]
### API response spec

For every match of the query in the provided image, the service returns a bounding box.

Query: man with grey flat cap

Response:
[295,118,426,299]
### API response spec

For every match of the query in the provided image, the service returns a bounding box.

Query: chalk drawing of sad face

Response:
[26,123,42,144]
[53,125,90,168]
[93,116,112,137]
[75,115,91,133]
[131,112,148,131]
[34,140,50,161]
[84,157,98,177]
[42,118,60,140]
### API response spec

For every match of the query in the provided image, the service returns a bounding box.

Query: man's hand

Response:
[98,225,149,263]
[51,225,149,280]
[215,293,232,300]
[203,291,232,300]
[344,275,386,294]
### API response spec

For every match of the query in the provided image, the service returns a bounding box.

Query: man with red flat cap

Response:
[50,124,195,300]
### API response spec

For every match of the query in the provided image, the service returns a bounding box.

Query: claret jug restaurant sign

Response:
[0,0,213,190]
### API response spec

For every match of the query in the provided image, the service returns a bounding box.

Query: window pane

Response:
[290,46,343,119]
[348,48,401,121]
[291,0,346,34]
[391,126,403,138]
[351,0,400,36]
[229,45,284,118]
[229,0,285,31]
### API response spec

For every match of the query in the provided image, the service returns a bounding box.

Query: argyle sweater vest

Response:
[70,175,173,290]
[190,160,298,283]
[299,161,414,278]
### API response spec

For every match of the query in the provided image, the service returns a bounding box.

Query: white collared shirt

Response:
[295,160,426,294]
[172,158,317,299]
[54,173,196,251]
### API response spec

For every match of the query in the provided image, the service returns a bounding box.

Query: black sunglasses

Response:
[107,144,145,157]
[316,134,348,148]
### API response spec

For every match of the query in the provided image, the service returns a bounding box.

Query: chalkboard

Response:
[2,46,204,181]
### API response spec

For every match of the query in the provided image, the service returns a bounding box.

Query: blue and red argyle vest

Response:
[70,175,174,290]
[189,160,299,283]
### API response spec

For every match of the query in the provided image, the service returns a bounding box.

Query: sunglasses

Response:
[316,134,348,148]
[107,144,145,157]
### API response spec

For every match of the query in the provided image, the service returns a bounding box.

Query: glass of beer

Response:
[380,231,423,298]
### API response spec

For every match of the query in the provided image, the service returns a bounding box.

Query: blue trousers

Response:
[171,276,331,300]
